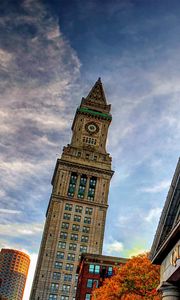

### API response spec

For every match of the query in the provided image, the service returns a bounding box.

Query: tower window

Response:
[67,173,77,197]
[62,284,70,293]
[83,136,97,145]
[72,224,80,231]
[74,215,81,222]
[65,263,74,271]
[70,234,78,241]
[49,295,57,300]
[63,213,71,220]
[61,296,69,300]
[54,261,62,269]
[56,252,64,260]
[82,226,90,233]
[53,272,61,280]
[85,207,93,215]
[64,273,72,282]
[84,217,91,224]
[58,241,66,249]
[69,243,77,251]
[67,253,75,261]
[50,283,59,292]
[78,175,87,199]
[65,203,72,211]
[81,236,89,243]
[75,205,83,213]
[60,232,68,240]
[80,245,87,253]
[87,177,97,201]
[61,222,69,230]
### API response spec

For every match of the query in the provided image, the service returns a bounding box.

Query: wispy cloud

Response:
[144,207,162,223]
[0,223,43,237]
[0,208,21,214]
[140,180,170,193]
[104,240,124,256]
[0,0,81,245]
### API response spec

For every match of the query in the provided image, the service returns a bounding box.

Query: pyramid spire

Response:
[80,78,111,113]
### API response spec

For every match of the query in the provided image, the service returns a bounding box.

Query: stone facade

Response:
[30,78,114,300]
[151,159,180,299]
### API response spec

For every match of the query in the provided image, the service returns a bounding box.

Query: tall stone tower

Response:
[30,78,114,300]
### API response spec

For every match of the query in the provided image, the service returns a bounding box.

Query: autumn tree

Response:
[92,253,160,300]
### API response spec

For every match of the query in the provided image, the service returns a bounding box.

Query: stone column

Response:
[159,282,180,299]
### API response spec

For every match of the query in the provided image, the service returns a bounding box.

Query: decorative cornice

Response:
[51,158,114,185]
[77,107,112,120]
[46,194,109,217]
[52,194,109,209]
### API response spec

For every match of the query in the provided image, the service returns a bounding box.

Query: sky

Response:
[1,0,180,298]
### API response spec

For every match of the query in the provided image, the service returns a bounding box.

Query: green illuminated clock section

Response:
[85,122,99,134]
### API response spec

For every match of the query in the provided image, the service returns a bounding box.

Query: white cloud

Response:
[104,240,124,255]
[0,0,81,231]
[0,223,43,238]
[0,208,21,214]
[0,48,12,68]
[144,207,162,223]
[140,180,170,193]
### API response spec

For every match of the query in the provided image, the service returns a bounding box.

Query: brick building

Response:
[76,253,127,300]
[0,248,30,300]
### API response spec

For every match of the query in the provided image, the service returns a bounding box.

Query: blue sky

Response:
[1,0,180,298]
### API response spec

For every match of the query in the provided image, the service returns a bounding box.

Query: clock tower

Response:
[30,78,113,300]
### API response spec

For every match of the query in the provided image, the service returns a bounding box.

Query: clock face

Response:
[85,122,99,134]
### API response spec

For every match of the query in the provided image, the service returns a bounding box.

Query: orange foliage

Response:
[92,253,160,300]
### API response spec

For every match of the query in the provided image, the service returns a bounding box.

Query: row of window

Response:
[76,151,98,161]
[49,294,73,300]
[53,271,78,280]
[51,273,73,286]
[63,214,91,224]
[64,203,93,215]
[55,257,88,271]
[88,264,113,276]
[61,222,91,232]
[60,232,89,243]
[56,246,87,261]
[58,241,87,252]
[67,173,97,200]
[83,136,97,145]
[49,293,72,300]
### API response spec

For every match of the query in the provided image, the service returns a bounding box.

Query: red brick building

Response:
[76,253,127,300]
